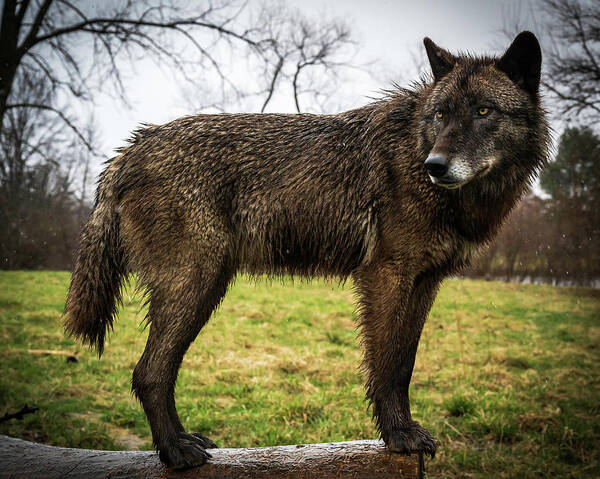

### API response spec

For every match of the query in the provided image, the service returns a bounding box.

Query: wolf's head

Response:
[419,32,545,190]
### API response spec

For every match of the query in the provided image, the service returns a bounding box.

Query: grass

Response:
[0,271,599,478]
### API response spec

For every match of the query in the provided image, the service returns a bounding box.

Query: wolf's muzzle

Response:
[424,154,449,178]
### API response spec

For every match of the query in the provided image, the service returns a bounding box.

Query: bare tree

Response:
[255,5,357,113]
[1,0,364,147]
[502,0,600,126]
[180,3,362,114]
[0,71,84,269]
[0,72,67,197]
[540,0,600,125]
[0,1,256,149]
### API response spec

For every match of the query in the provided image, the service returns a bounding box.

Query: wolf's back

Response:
[64,163,126,355]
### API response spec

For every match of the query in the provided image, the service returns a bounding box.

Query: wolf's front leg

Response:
[354,264,440,457]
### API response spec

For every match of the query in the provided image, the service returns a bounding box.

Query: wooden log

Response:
[0,435,424,478]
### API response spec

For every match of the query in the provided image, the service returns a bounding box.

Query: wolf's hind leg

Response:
[132,255,234,469]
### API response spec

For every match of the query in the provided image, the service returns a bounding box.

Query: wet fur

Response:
[65,32,549,468]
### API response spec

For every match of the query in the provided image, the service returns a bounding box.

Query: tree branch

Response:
[21,16,262,54]
[5,102,96,152]
[542,81,600,115]
[19,0,54,56]
[260,55,283,112]
[15,0,31,26]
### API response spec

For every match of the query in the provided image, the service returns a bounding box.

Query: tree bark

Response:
[0,435,423,478]
[0,0,21,126]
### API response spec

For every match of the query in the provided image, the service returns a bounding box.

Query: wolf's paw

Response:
[158,432,212,469]
[384,421,437,458]
[191,432,218,449]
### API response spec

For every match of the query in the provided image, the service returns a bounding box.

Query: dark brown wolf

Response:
[64,31,549,469]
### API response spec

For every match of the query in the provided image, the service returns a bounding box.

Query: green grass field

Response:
[0,271,598,478]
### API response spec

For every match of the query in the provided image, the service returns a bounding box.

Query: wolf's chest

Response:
[421,231,479,275]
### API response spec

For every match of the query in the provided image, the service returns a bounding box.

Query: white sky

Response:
[93,0,538,161]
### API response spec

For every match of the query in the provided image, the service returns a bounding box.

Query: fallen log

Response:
[0,435,423,478]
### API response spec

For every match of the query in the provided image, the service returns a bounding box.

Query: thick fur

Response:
[64,32,549,469]
[64,165,126,356]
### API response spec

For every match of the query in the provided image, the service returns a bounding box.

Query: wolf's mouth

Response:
[430,162,493,189]
[430,176,466,189]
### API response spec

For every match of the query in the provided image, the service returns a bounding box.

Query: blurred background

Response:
[1,0,598,286]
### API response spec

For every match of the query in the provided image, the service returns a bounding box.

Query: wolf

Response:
[64,31,549,469]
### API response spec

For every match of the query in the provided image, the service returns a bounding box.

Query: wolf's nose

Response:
[424,154,449,178]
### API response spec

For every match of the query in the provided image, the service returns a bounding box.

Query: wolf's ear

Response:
[423,37,456,81]
[497,31,542,97]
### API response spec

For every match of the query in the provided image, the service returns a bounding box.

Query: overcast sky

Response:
[94,0,539,159]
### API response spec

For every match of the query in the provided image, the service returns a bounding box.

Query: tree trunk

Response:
[0,435,424,478]
[0,0,20,128]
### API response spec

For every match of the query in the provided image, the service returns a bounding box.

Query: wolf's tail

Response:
[64,167,126,356]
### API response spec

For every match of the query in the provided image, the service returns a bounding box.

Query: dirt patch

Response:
[107,424,147,450]
[72,412,147,450]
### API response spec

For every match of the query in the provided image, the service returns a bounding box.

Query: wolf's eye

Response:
[477,107,491,117]
[435,111,443,120]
